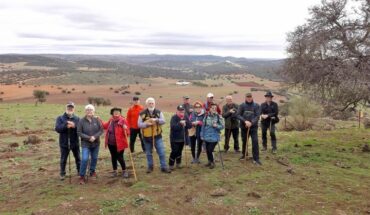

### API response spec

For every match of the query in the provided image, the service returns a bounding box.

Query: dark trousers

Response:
[224,128,240,151]
[190,136,203,159]
[129,128,145,152]
[241,127,259,161]
[108,144,126,171]
[60,146,80,176]
[169,142,184,166]
[262,123,277,150]
[205,141,217,163]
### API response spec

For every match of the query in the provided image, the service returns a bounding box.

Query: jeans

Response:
[60,146,80,176]
[205,141,217,163]
[130,128,145,152]
[144,137,167,169]
[79,145,100,177]
[169,142,184,166]
[108,144,126,171]
[190,136,203,159]
[241,127,259,161]
[224,128,240,151]
[261,123,277,150]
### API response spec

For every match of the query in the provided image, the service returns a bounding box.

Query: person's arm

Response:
[123,118,130,136]
[126,109,131,124]
[170,116,183,131]
[55,116,67,133]
[252,104,261,126]
[268,103,278,118]
[77,120,90,140]
[138,115,148,128]
[157,112,166,125]
[236,104,245,122]
[185,117,192,129]
[231,104,239,118]
[200,117,206,140]
[100,119,110,130]
[216,115,224,131]
[222,105,231,118]
[93,119,104,139]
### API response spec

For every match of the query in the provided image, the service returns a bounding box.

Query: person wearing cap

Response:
[100,107,130,178]
[203,93,221,114]
[55,102,81,181]
[168,105,192,170]
[222,95,240,153]
[138,97,171,173]
[77,104,104,184]
[126,96,145,153]
[189,101,205,163]
[236,93,262,165]
[182,96,193,117]
[260,91,279,153]
[200,103,224,169]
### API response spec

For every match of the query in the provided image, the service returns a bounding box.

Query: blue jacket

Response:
[55,113,80,149]
[200,113,224,142]
[189,110,205,138]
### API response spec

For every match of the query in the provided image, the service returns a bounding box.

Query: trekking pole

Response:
[217,141,225,170]
[183,125,188,167]
[68,127,71,184]
[123,127,138,182]
[245,127,250,162]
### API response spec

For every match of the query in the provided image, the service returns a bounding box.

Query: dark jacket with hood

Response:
[55,113,80,149]
[237,101,261,129]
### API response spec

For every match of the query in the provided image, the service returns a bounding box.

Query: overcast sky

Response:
[0,0,321,58]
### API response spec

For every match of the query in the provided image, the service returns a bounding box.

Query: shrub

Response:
[287,97,322,131]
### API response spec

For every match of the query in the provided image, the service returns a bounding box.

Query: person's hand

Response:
[146,121,153,126]
[180,120,186,126]
[230,109,235,114]
[67,121,75,128]
[261,114,268,119]
[123,125,128,129]
[192,121,197,126]
[245,121,252,128]
[213,122,218,128]
[150,118,158,123]
[89,136,96,142]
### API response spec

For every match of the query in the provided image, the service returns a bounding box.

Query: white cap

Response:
[85,104,95,111]
[207,93,214,98]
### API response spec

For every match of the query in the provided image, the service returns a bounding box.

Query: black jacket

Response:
[77,116,104,148]
[170,114,192,143]
[260,101,279,125]
[55,113,80,149]
[237,101,261,129]
[222,103,239,129]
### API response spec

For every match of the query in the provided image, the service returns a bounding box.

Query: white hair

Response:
[225,95,233,100]
[85,104,95,111]
[145,97,155,105]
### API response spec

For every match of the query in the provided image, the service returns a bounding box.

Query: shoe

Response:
[90,172,97,178]
[122,171,129,179]
[196,159,201,164]
[234,149,240,153]
[209,162,215,169]
[191,159,197,164]
[79,176,85,185]
[110,170,118,178]
[204,162,211,167]
[261,147,267,151]
[169,165,175,171]
[272,149,277,154]
[239,155,246,160]
[176,163,183,169]
[161,168,171,173]
[253,160,262,165]
[60,175,65,181]
[146,167,153,174]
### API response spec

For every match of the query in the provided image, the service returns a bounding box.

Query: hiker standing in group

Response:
[203,93,221,114]
[260,91,279,154]
[77,104,104,184]
[182,96,193,117]
[138,97,171,173]
[189,101,205,164]
[55,102,81,181]
[201,103,224,169]
[222,95,240,153]
[168,105,192,170]
[101,107,130,178]
[126,96,145,153]
[237,93,262,165]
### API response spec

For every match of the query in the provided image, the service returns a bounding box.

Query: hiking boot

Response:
[90,172,97,178]
[253,160,262,166]
[146,167,153,174]
[261,147,267,151]
[122,171,129,179]
[169,165,175,171]
[209,162,215,169]
[272,149,277,154]
[79,176,85,185]
[239,155,246,160]
[204,162,211,167]
[176,163,183,169]
[60,175,65,181]
[110,170,118,178]
[161,168,171,173]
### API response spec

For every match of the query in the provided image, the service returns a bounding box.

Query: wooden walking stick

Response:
[123,127,138,182]
[183,125,188,167]
[67,128,72,184]
[245,127,250,162]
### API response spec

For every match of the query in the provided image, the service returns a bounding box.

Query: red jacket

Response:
[203,101,221,114]
[126,104,143,129]
[101,116,130,152]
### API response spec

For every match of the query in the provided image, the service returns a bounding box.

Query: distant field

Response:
[0,103,369,214]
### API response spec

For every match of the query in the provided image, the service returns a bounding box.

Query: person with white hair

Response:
[222,95,240,153]
[138,97,171,173]
[77,104,104,184]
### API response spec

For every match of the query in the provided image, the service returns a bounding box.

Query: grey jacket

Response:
[77,116,104,148]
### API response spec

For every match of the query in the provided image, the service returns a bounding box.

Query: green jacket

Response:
[222,103,239,129]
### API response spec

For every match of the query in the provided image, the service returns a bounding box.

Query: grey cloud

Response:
[17,33,88,41]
